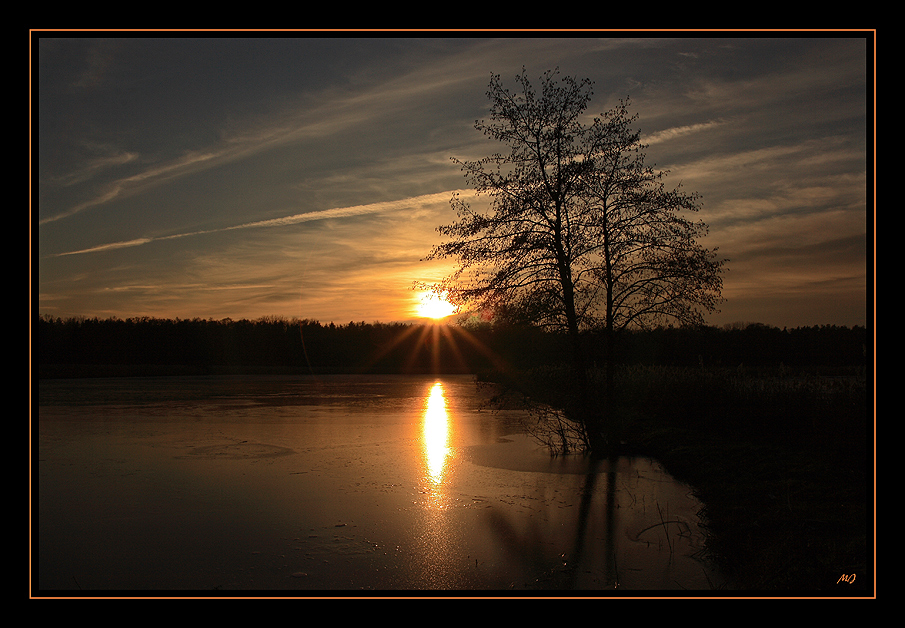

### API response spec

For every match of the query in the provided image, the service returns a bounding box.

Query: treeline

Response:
[36,316,508,378]
[610,322,868,372]
[35,315,868,378]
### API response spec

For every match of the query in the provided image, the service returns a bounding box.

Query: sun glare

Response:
[417,292,456,320]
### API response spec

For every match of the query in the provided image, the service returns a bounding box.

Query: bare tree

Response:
[424,69,725,454]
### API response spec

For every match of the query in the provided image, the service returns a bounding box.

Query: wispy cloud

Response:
[38,57,473,227]
[56,238,155,256]
[40,150,221,225]
[54,190,470,257]
[53,149,140,187]
[645,119,727,145]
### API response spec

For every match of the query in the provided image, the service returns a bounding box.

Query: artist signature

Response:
[837,573,856,584]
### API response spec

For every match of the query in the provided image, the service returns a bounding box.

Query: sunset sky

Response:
[34,34,872,328]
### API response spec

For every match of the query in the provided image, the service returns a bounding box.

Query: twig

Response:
[657,502,673,553]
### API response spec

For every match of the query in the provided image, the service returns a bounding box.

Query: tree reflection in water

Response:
[482,458,620,590]
[478,448,719,591]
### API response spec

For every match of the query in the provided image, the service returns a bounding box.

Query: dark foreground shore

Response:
[489,365,872,595]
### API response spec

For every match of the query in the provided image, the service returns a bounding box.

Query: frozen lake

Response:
[36,374,723,594]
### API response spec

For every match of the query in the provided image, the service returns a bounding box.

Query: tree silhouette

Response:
[424,69,725,454]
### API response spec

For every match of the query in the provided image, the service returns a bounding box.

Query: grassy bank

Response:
[485,364,872,594]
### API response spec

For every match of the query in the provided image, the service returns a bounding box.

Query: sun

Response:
[417,291,456,320]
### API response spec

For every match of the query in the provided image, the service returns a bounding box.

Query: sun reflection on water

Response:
[422,381,450,486]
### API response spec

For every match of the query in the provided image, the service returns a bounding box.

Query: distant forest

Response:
[35,315,868,379]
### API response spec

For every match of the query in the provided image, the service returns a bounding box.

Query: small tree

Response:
[425,69,725,454]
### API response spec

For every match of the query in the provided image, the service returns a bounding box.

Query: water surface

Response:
[36,374,722,593]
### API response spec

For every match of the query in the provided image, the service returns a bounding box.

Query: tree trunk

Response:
[560,264,608,456]
[603,319,618,447]
[572,331,608,455]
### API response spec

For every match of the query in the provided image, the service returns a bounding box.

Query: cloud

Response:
[223,191,458,231]
[39,150,221,225]
[53,190,471,257]
[53,149,140,187]
[38,50,478,228]
[56,238,154,256]
[645,119,727,145]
